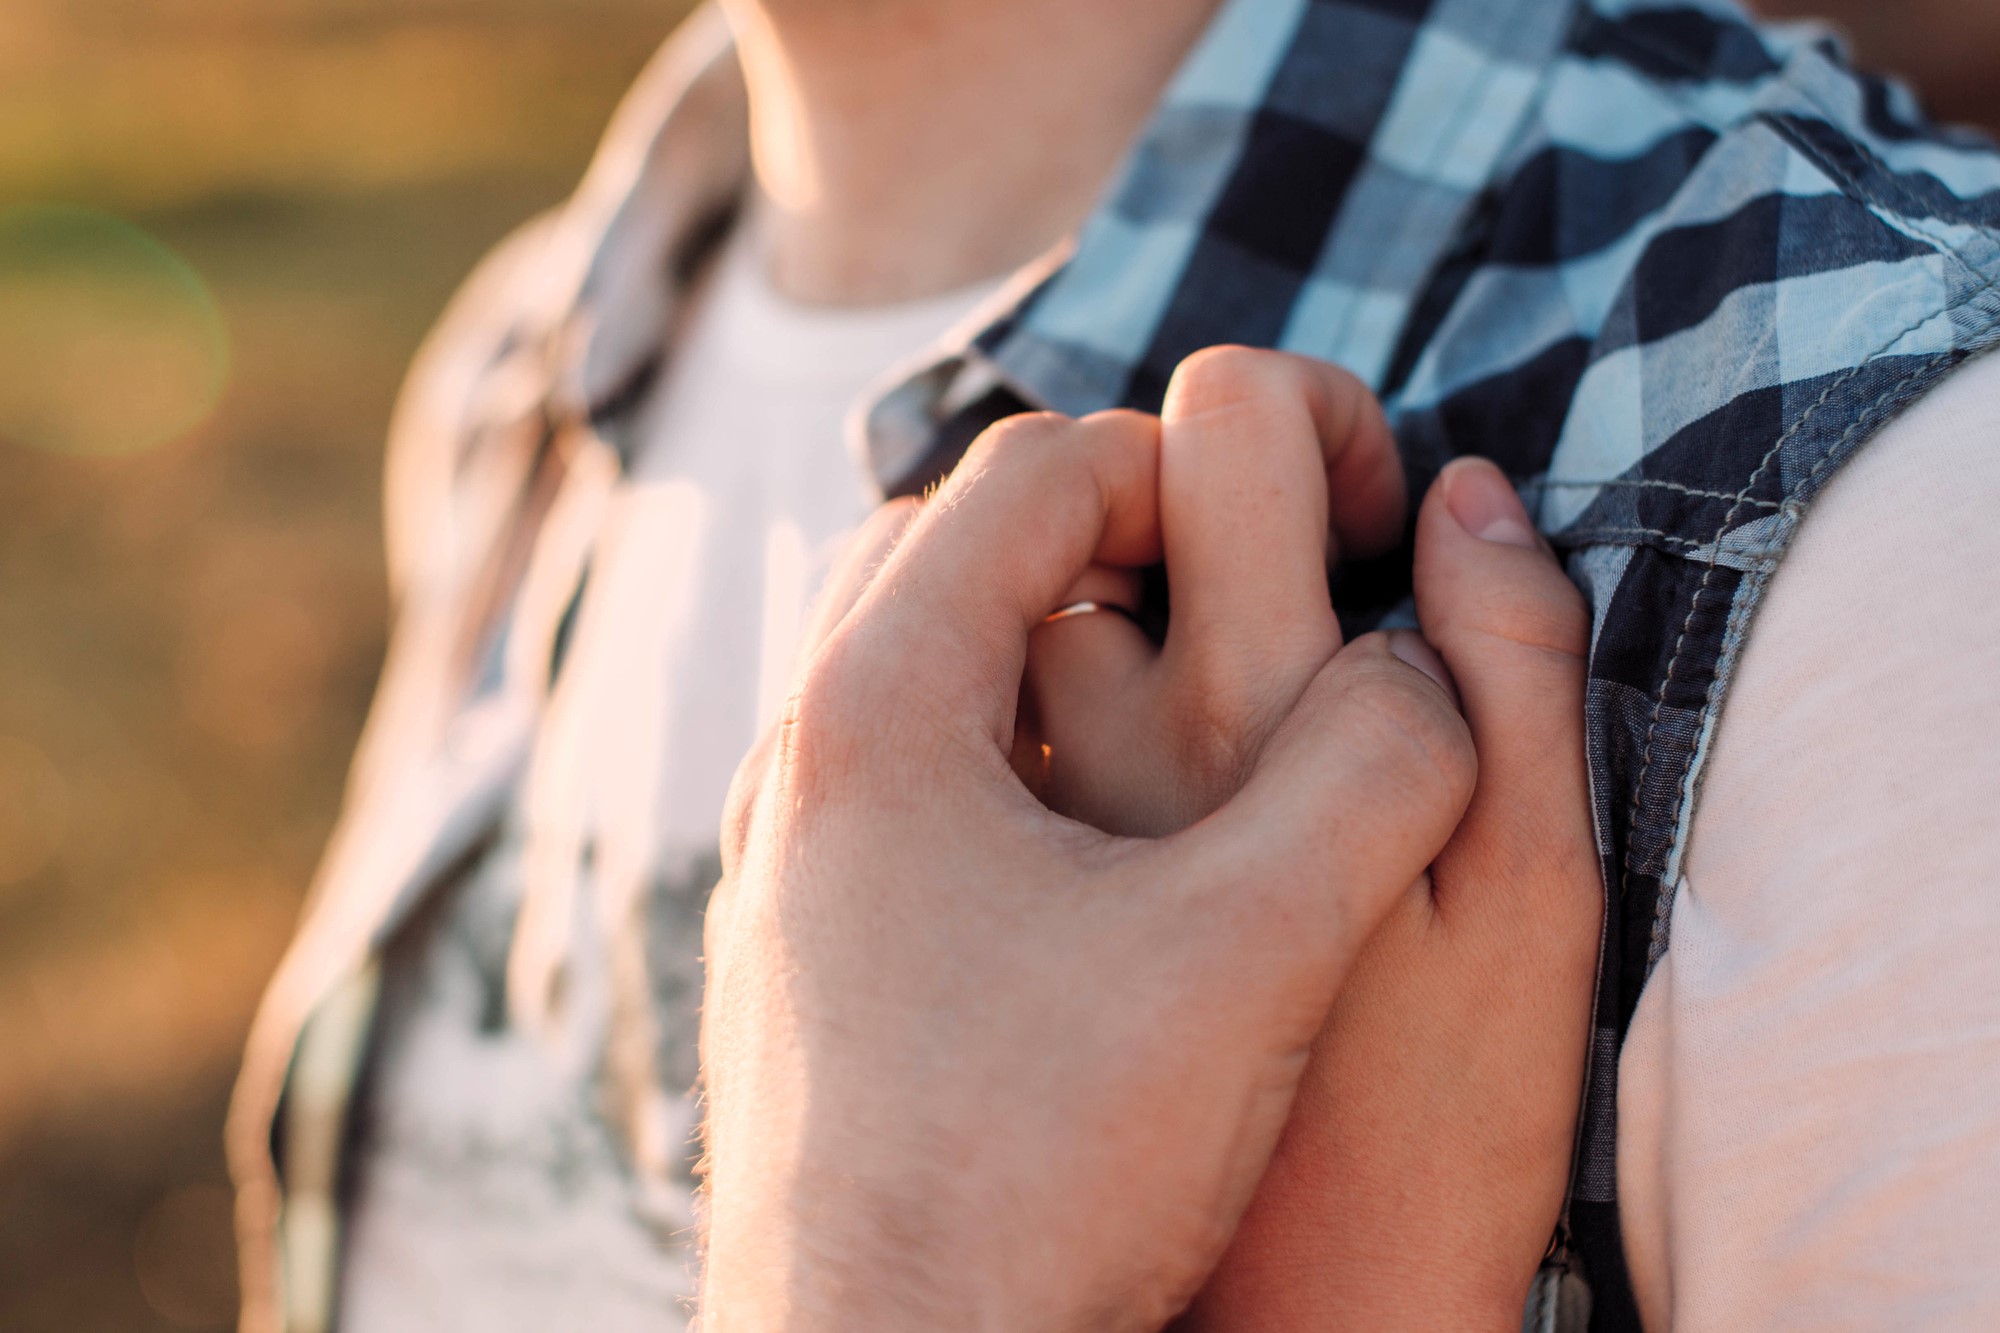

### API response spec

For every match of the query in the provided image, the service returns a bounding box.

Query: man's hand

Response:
[697,352,1474,1331]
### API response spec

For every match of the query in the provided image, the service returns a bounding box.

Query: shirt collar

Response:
[516,6,750,434]
[547,0,1581,485]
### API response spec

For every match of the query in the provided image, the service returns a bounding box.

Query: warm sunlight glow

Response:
[0,205,229,458]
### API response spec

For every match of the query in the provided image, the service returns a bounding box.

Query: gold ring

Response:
[1043,601,1141,626]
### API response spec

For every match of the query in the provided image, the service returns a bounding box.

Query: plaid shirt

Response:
[230,1,2000,1329]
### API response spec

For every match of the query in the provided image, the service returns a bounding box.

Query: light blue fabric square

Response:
[1020,214,1202,366]
[1373,27,1543,191]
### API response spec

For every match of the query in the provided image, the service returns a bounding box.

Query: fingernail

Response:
[1386,630,1460,707]
[1443,459,1539,548]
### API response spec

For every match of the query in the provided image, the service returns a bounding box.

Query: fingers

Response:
[799,498,922,664]
[838,410,1163,746]
[1017,627,1157,831]
[1413,457,1598,925]
[1166,634,1475,971]
[1015,562,1152,799]
[1165,349,1406,564]
[1155,348,1403,740]
[1383,629,1461,708]
[728,499,920,873]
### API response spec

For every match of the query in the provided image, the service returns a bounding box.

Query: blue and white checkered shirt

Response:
[231,2,2000,1329]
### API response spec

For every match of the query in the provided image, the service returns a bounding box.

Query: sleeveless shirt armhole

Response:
[1617,347,2000,1330]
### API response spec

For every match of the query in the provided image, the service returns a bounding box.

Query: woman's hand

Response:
[1008,347,1413,838]
[1186,457,1601,1330]
[1018,352,1602,1329]
[698,363,1476,1331]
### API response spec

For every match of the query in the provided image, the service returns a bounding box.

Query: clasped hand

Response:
[699,348,1600,1331]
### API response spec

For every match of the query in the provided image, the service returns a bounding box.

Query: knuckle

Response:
[1165,344,1292,419]
[972,409,1077,462]
[1453,570,1591,665]
[1074,409,1161,473]
[1343,652,1477,812]
[1078,407,1156,436]
[772,653,874,804]
[959,411,1096,510]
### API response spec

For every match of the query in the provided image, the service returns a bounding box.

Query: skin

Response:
[699,2,1600,1323]
[1181,455,1602,1329]
[699,349,1600,1329]
[1019,357,1602,1328]
[718,0,1222,303]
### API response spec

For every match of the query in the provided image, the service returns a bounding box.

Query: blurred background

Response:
[0,1,1994,1329]
[0,2,690,1327]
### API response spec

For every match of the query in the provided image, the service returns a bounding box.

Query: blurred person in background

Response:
[227,0,2000,1330]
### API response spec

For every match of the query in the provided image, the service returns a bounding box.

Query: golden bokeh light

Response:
[177,588,333,753]
[0,735,69,891]
[132,1184,237,1330]
[0,204,230,458]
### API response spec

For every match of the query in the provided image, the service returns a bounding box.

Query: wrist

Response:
[1188,1233,1539,1333]
[699,1150,1036,1331]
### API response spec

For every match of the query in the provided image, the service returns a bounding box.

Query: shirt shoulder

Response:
[1398,8,2000,550]
[380,212,565,602]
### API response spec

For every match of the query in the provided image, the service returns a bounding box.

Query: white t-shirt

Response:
[337,220,1003,1331]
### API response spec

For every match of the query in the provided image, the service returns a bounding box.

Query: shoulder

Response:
[1395,1,2000,545]
[376,8,745,601]
[1616,347,2000,1328]
[378,212,567,602]
[1695,343,2000,886]
[1535,4,2000,538]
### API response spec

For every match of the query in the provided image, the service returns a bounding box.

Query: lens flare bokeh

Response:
[0,204,230,459]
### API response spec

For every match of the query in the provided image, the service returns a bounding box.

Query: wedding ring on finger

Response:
[1043,601,1142,627]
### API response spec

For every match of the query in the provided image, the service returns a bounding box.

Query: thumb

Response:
[1161,635,1476,985]
[1414,457,1598,927]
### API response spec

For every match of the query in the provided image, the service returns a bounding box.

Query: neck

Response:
[720,0,1222,306]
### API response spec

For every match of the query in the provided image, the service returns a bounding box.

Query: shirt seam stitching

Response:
[1620,266,2000,952]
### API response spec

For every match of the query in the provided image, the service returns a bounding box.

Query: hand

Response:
[697,354,1475,1331]
[1021,360,1600,1326]
[1008,347,1413,839]
[1185,457,1601,1330]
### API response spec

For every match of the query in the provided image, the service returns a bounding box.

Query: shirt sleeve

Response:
[330,212,564,811]
[1615,348,2000,1330]
[380,212,560,607]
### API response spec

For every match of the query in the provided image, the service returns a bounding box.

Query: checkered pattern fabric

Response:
[865,1,2000,1322]
[231,1,2000,1328]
